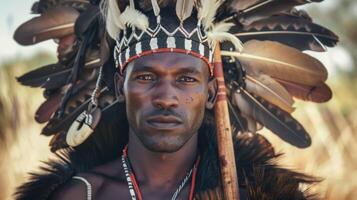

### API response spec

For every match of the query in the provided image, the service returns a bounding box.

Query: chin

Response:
[139,134,190,153]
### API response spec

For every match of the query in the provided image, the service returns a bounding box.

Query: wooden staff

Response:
[213,43,240,200]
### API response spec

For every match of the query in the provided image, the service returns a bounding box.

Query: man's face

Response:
[118,52,215,153]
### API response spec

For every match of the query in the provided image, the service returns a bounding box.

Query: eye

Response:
[135,74,155,81]
[177,76,197,83]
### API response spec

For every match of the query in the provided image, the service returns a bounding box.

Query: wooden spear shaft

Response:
[213,43,240,200]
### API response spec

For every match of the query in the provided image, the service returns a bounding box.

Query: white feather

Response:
[105,0,125,39]
[198,0,222,30]
[151,0,160,16]
[211,22,234,33]
[120,6,149,31]
[129,0,135,8]
[207,31,243,52]
[176,0,195,23]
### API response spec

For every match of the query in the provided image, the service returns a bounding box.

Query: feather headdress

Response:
[14,0,337,154]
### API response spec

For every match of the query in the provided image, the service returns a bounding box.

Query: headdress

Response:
[13,0,338,198]
[14,3,339,195]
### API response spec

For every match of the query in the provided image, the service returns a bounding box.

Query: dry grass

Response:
[0,54,54,200]
[263,78,357,200]
[0,54,356,200]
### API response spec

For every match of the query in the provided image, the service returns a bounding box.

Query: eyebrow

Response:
[177,67,201,75]
[131,65,156,73]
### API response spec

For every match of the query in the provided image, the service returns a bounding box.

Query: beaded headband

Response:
[104,0,243,76]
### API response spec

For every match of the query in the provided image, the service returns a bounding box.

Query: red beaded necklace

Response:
[121,146,199,200]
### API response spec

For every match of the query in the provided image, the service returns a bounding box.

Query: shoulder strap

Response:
[73,176,92,200]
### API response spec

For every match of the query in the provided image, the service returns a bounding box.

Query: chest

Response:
[93,181,191,200]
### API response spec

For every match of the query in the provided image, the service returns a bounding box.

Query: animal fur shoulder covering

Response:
[15,134,318,200]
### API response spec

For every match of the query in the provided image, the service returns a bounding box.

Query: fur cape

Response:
[15,104,319,200]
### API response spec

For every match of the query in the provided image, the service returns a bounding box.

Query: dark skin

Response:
[51,52,217,200]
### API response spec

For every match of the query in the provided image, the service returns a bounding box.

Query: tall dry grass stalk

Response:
[0,54,356,200]
[0,54,55,200]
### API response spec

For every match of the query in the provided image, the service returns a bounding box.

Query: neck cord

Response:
[121,146,199,200]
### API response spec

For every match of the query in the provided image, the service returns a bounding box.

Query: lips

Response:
[146,115,183,129]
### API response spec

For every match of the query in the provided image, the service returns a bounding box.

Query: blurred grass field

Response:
[1,1,357,199]
[0,52,356,200]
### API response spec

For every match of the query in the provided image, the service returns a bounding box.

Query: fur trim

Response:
[15,109,318,200]
[15,151,75,200]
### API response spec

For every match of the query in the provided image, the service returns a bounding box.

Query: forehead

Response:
[125,52,209,75]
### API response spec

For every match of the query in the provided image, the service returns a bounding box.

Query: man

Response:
[14,0,338,199]
[52,52,218,199]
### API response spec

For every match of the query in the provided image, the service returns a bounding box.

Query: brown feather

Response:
[57,34,77,60]
[41,81,95,136]
[17,63,72,90]
[276,78,332,103]
[34,0,90,14]
[232,88,311,148]
[222,40,328,86]
[74,5,100,37]
[245,74,295,113]
[49,131,68,152]
[35,92,63,123]
[14,6,79,45]
[245,115,258,133]
[48,92,115,151]
[234,14,338,52]
[41,85,115,136]
[228,0,323,24]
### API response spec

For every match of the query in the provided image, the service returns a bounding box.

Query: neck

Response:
[127,130,198,189]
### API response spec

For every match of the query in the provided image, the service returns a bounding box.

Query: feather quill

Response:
[276,78,332,103]
[176,0,195,23]
[130,0,135,8]
[233,89,311,148]
[221,40,328,86]
[14,6,79,45]
[245,74,295,113]
[151,0,160,16]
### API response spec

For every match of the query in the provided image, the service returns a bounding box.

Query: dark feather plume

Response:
[74,5,101,38]
[34,0,91,14]
[35,91,63,123]
[14,6,79,45]
[233,14,338,51]
[17,63,72,90]
[233,88,311,148]
[41,80,95,135]
[41,85,114,136]
[226,0,323,24]
[277,79,332,103]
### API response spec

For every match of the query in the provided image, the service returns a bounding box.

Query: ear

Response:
[114,72,125,103]
[206,77,218,110]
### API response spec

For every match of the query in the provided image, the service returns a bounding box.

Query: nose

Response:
[152,80,179,110]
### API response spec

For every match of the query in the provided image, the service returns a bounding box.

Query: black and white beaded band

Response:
[114,37,214,75]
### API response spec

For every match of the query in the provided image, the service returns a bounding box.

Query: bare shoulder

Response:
[49,172,104,200]
[49,158,123,200]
